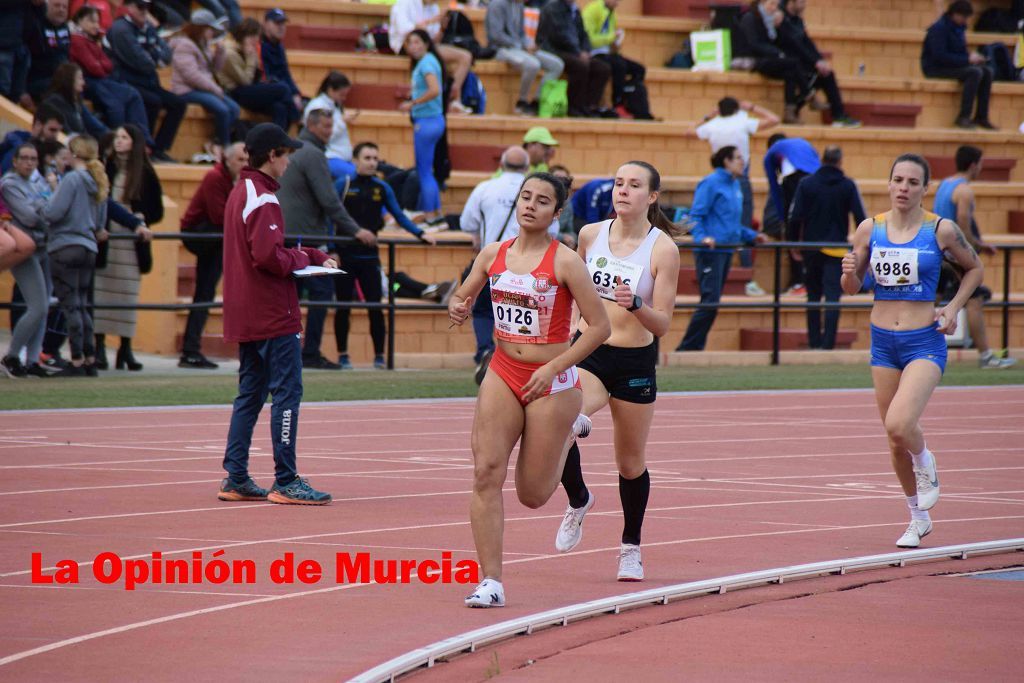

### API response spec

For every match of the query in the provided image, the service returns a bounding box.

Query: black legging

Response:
[49,245,96,361]
[754,56,810,106]
[333,255,385,356]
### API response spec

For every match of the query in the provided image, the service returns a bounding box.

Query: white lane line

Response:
[0,583,278,598]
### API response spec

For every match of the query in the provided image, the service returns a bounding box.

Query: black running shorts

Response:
[573,332,658,404]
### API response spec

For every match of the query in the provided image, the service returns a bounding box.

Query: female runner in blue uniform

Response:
[841,154,982,548]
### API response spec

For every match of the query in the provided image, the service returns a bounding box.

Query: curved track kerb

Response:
[350,539,1024,683]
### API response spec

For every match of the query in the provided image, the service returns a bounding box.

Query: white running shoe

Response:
[896,519,932,548]
[555,491,596,553]
[617,543,644,581]
[914,455,940,510]
[744,281,767,297]
[572,414,592,439]
[464,578,505,608]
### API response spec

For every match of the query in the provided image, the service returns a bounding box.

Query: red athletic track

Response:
[0,387,1022,682]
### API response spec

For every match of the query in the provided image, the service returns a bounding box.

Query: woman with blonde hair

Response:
[41,135,109,377]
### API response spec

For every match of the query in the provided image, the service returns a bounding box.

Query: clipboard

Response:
[292,266,347,278]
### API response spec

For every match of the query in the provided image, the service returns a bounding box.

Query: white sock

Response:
[910,446,933,469]
[907,495,930,522]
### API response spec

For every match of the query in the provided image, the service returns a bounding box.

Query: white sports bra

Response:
[585,219,660,306]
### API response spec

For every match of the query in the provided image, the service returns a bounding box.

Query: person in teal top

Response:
[932,145,1015,369]
[399,29,446,224]
[581,0,646,111]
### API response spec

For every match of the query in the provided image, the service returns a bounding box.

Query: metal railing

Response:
[4,232,1022,367]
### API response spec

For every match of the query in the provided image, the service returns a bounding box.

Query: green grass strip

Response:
[1,363,1019,411]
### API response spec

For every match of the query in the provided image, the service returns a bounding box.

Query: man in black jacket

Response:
[921,0,995,129]
[780,0,859,127]
[788,146,866,349]
[23,0,70,102]
[536,0,611,118]
[106,0,185,159]
[734,0,813,124]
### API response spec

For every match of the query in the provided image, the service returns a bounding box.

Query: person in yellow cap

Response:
[522,126,558,173]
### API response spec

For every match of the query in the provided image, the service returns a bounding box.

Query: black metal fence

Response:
[5,231,1022,368]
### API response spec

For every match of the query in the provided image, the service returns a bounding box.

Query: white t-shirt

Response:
[388,0,442,55]
[460,172,560,245]
[695,111,760,164]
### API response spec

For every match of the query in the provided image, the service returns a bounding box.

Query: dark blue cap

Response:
[265,8,288,22]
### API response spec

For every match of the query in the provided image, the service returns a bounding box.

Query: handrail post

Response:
[387,241,396,370]
[771,244,781,366]
[1002,247,1011,350]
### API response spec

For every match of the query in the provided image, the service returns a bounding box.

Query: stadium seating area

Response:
[2,0,1022,363]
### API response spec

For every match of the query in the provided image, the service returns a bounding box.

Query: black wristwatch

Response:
[627,295,642,312]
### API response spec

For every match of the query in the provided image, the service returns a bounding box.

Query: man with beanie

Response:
[218,123,334,505]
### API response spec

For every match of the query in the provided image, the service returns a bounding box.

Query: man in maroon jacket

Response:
[218,123,335,506]
[179,142,246,370]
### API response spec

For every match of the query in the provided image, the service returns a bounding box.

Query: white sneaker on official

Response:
[896,519,932,548]
[744,281,767,297]
[464,578,505,608]
[914,455,940,510]
[555,491,596,553]
[572,414,592,439]
[617,543,644,581]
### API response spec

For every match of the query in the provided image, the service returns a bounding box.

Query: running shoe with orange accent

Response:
[268,477,332,505]
[218,477,268,501]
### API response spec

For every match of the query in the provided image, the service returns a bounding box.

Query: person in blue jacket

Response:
[677,146,767,351]
[570,177,614,232]
[764,133,819,292]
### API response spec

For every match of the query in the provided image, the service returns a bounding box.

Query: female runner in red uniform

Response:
[448,173,611,607]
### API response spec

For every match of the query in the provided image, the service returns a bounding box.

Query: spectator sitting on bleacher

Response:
[536,0,612,118]
[218,18,297,134]
[41,63,108,138]
[389,0,473,114]
[764,132,819,294]
[485,0,564,116]
[335,140,438,370]
[69,6,161,155]
[696,97,778,296]
[788,145,866,349]
[304,71,359,186]
[276,108,376,371]
[522,125,558,172]
[735,0,813,124]
[0,104,64,174]
[107,0,186,163]
[260,9,305,124]
[196,0,242,30]
[178,141,247,370]
[70,0,114,32]
[779,0,860,128]
[0,0,33,104]
[581,0,648,116]
[24,0,71,103]
[170,10,240,152]
[922,0,997,130]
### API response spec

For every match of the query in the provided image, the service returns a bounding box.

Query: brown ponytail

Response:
[624,160,686,239]
[69,135,109,203]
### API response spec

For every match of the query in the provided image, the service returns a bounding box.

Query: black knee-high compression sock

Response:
[560,441,590,508]
[620,469,650,545]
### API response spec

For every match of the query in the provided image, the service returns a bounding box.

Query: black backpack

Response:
[442,10,497,60]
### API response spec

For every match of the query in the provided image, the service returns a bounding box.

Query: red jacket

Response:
[181,162,233,231]
[222,168,328,343]
[69,33,113,79]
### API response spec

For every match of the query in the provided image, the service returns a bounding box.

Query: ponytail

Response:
[625,160,685,239]
[69,135,109,203]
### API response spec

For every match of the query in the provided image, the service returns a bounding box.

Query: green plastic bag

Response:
[690,29,731,72]
[538,79,568,118]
